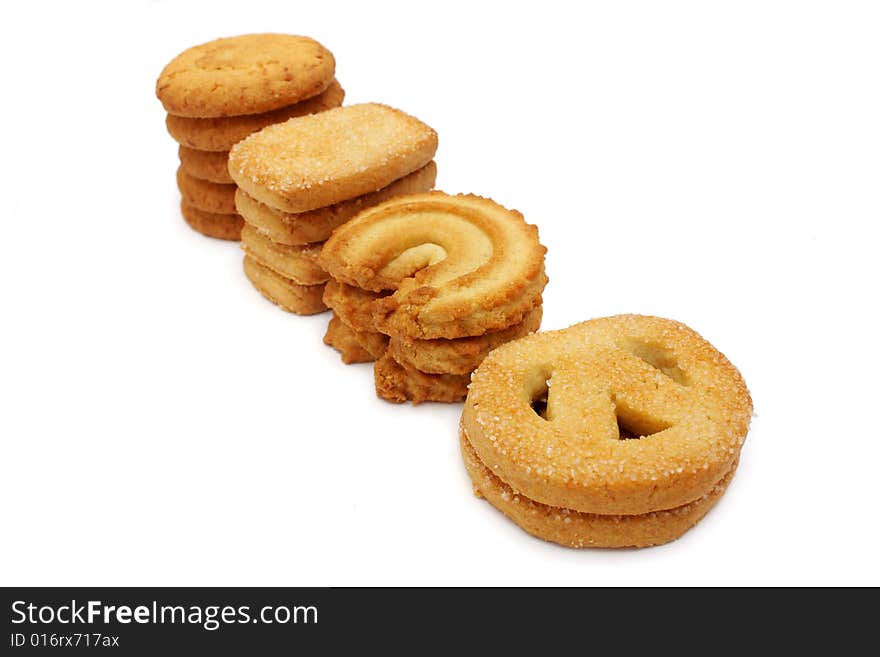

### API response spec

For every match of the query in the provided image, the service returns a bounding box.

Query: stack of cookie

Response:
[461,315,753,548]
[227,103,438,315]
[156,34,343,240]
[320,192,548,403]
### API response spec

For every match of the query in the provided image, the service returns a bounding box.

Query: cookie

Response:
[157,34,336,118]
[462,315,752,516]
[323,313,388,364]
[228,103,438,213]
[242,256,327,315]
[177,167,237,214]
[166,80,344,151]
[234,162,437,246]
[180,202,243,241]
[461,427,737,548]
[320,192,548,339]
[178,146,233,184]
[389,306,543,375]
[327,313,389,363]
[240,224,328,286]
[322,279,385,333]
[374,352,470,404]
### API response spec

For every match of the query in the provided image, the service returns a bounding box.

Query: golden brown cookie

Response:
[177,167,237,214]
[178,146,233,184]
[166,80,344,151]
[323,313,389,364]
[240,224,328,286]
[350,327,389,362]
[242,256,327,315]
[320,192,548,339]
[323,314,373,364]
[157,34,336,118]
[180,202,243,241]
[234,162,437,246]
[462,315,752,516]
[228,103,438,213]
[389,306,543,375]
[374,353,470,404]
[461,427,736,548]
[322,279,386,333]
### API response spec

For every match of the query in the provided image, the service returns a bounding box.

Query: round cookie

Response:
[320,192,548,339]
[166,80,344,152]
[374,352,470,404]
[461,427,737,549]
[228,103,438,213]
[178,146,233,184]
[242,256,327,315]
[180,202,243,241]
[462,315,752,516]
[240,224,328,286]
[234,162,437,246]
[157,34,336,118]
[177,167,237,214]
[389,306,543,375]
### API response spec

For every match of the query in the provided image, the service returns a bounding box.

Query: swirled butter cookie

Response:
[389,307,543,375]
[228,104,438,213]
[322,279,386,334]
[462,315,752,517]
[157,34,336,118]
[374,353,470,404]
[320,192,548,339]
[323,314,389,364]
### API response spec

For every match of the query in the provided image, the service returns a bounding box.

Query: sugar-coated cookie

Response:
[462,314,752,516]
[461,427,736,548]
[234,162,437,246]
[228,103,438,213]
[157,34,336,118]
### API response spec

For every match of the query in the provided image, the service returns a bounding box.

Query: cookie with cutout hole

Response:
[462,314,752,520]
[460,425,738,548]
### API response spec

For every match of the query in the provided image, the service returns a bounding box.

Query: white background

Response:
[1,0,878,586]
